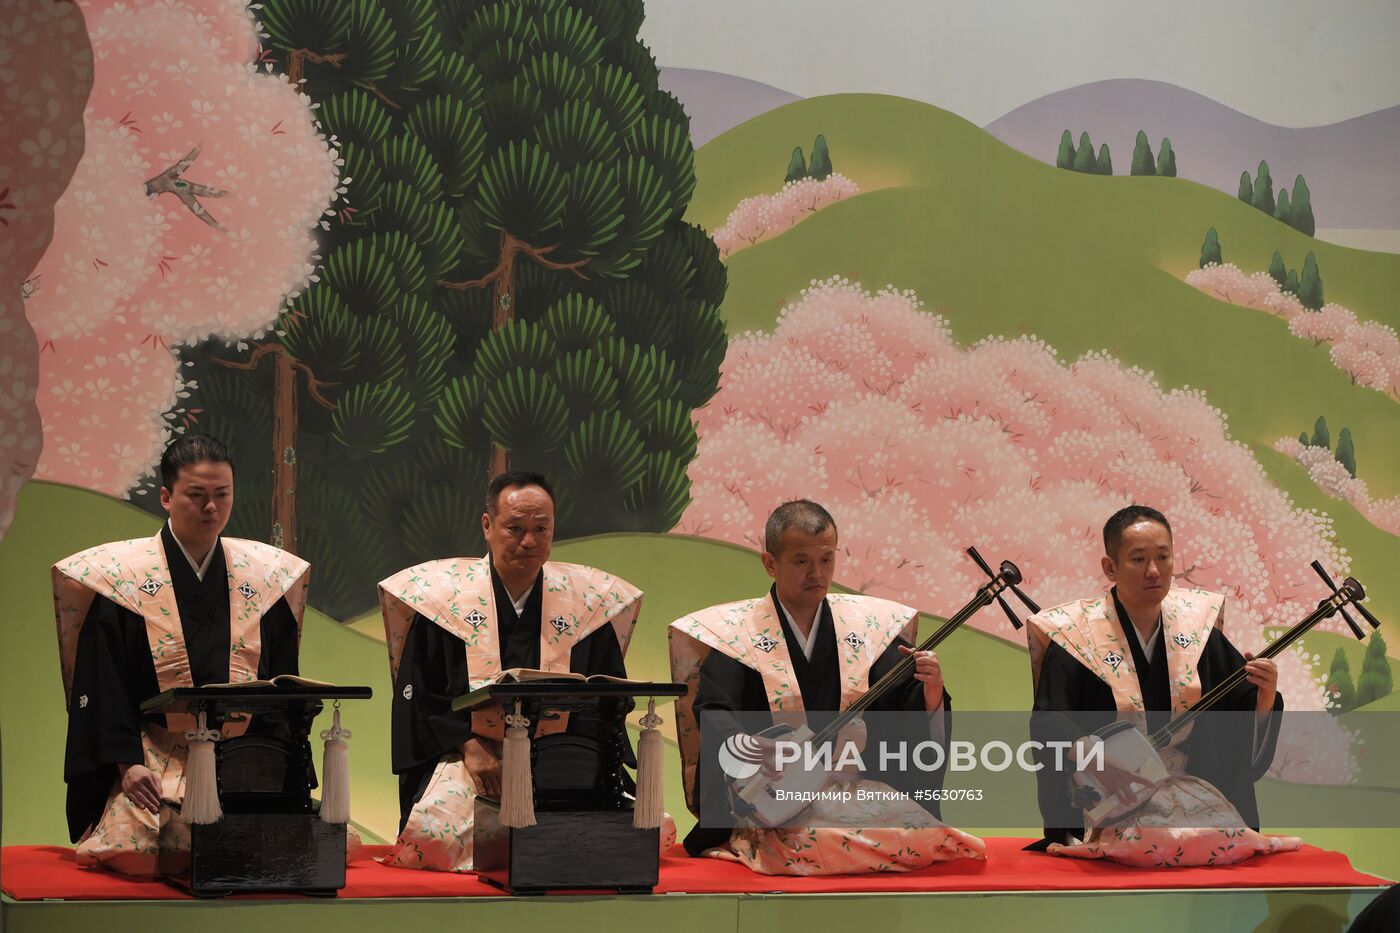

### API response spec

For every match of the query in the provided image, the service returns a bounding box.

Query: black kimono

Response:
[684,588,952,856]
[62,523,300,842]
[1028,587,1283,848]
[390,564,628,830]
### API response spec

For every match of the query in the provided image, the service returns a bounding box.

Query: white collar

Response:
[167,520,218,582]
[490,559,537,616]
[1136,620,1162,664]
[509,580,536,616]
[775,598,824,661]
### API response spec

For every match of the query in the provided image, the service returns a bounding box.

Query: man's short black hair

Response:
[486,470,556,516]
[1103,504,1172,558]
[160,434,234,490]
[764,499,837,555]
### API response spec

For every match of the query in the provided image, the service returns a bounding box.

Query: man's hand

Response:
[1243,652,1279,718]
[462,736,502,798]
[118,763,160,814]
[1071,734,1136,798]
[899,645,944,711]
[748,734,783,779]
[1072,735,1103,772]
[832,719,868,785]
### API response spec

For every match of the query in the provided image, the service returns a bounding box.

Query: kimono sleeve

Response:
[390,614,474,774]
[63,594,157,842]
[256,595,300,678]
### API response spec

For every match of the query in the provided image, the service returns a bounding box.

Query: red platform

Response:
[2,840,1389,901]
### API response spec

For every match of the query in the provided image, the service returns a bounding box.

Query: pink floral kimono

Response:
[1026,588,1300,867]
[377,557,642,872]
[52,533,309,875]
[669,593,986,875]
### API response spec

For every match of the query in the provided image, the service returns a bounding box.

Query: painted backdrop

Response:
[3,0,1399,869]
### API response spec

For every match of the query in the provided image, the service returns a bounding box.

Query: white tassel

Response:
[500,700,536,828]
[181,711,223,824]
[319,703,352,824]
[633,698,665,830]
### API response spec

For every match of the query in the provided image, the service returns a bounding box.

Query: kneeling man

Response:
[1026,504,1298,866]
[670,500,985,875]
[55,435,309,876]
[380,470,643,871]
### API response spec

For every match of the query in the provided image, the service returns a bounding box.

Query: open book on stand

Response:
[198,674,336,689]
[492,668,641,685]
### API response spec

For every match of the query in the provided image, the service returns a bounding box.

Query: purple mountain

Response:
[658,67,801,148]
[985,78,1400,230]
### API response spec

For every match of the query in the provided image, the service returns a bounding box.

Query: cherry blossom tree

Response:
[712,174,860,259]
[1275,437,1400,537]
[21,0,340,496]
[1266,713,1359,786]
[1185,263,1400,401]
[683,276,1350,717]
[0,0,92,537]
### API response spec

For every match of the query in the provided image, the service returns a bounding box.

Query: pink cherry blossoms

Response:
[21,0,341,496]
[0,0,92,537]
[682,276,1352,712]
[1273,437,1400,537]
[1185,263,1400,401]
[1266,713,1358,786]
[712,174,860,259]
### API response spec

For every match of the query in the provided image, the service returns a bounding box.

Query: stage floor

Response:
[2,840,1390,933]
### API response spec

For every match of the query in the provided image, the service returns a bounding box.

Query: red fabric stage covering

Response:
[2,840,1389,901]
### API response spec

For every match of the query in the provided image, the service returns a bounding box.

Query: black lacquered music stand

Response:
[142,684,372,896]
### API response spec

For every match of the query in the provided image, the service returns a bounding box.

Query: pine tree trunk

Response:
[270,344,299,552]
[486,233,523,482]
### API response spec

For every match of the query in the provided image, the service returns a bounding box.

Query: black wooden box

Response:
[473,799,658,895]
[158,812,345,897]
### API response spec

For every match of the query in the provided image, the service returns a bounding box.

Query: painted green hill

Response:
[691,93,1400,323]
[691,94,1400,507]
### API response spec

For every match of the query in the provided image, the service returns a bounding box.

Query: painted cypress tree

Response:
[1356,633,1393,706]
[1251,160,1275,216]
[1268,251,1287,288]
[1284,267,1300,297]
[171,0,727,617]
[808,134,833,180]
[1335,427,1357,478]
[1299,251,1324,310]
[1291,174,1316,236]
[1156,137,1177,177]
[1238,170,1253,204]
[785,145,808,183]
[1130,130,1155,176]
[1274,188,1292,227]
[1311,415,1331,450]
[1327,648,1356,713]
[1093,143,1112,175]
[1056,129,1075,169]
[1199,227,1222,267]
[1073,132,1096,173]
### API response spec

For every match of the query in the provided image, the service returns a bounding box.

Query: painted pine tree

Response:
[166,0,726,617]
[1056,130,1075,169]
